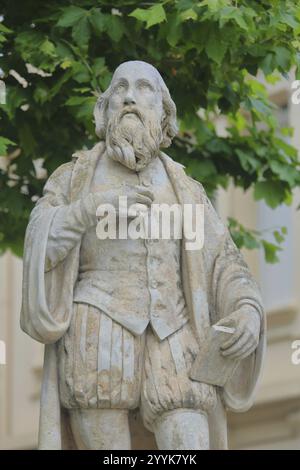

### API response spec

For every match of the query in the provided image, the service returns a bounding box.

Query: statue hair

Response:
[93,62,178,148]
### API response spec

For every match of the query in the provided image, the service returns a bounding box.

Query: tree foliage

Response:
[0,0,300,260]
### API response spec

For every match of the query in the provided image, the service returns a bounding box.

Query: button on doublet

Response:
[141,176,153,187]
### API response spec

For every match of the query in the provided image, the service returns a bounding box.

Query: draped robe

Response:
[21,142,266,449]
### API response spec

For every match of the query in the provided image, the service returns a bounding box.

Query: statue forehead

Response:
[111,61,160,85]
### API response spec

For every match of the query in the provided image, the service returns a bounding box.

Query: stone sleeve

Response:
[45,194,98,272]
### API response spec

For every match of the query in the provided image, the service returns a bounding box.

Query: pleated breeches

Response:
[58,303,217,431]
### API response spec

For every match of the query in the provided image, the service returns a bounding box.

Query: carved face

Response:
[107,62,164,125]
[105,62,165,171]
[94,61,178,154]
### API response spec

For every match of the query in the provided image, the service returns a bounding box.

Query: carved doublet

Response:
[74,153,189,339]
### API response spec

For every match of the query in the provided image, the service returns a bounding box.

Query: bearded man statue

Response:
[21,61,265,450]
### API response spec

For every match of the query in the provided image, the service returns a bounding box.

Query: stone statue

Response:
[21,61,265,450]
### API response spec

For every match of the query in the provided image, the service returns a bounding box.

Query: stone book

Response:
[190,325,240,387]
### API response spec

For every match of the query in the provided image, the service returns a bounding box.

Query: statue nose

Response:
[124,94,136,105]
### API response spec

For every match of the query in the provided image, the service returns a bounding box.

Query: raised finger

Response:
[136,194,153,206]
[136,187,154,200]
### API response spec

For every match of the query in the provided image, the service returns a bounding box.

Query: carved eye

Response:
[114,83,126,93]
[138,82,154,92]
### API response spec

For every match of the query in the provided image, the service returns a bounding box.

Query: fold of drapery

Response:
[160,152,266,417]
[21,143,103,449]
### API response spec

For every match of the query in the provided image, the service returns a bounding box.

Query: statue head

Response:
[94,60,178,171]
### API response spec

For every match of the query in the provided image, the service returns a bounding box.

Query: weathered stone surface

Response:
[21,60,265,450]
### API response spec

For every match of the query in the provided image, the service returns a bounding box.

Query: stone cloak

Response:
[20,142,266,449]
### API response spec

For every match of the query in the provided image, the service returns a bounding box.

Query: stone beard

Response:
[105,105,163,172]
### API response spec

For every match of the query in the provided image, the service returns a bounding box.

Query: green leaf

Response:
[262,240,281,264]
[260,53,276,75]
[3,86,27,119]
[279,12,300,30]
[165,13,182,47]
[98,71,112,91]
[205,34,227,64]
[55,41,74,61]
[71,62,90,83]
[281,127,294,138]
[274,137,298,160]
[247,97,272,118]
[186,159,217,180]
[269,160,298,186]
[65,95,96,122]
[0,23,13,34]
[254,181,285,208]
[273,230,285,244]
[243,232,260,250]
[236,149,259,172]
[129,4,166,29]
[48,69,73,98]
[0,136,15,155]
[89,9,106,35]
[65,95,91,106]
[40,39,56,57]
[179,8,198,22]
[199,0,223,13]
[219,6,249,31]
[228,218,260,251]
[92,57,106,77]
[57,6,86,28]
[274,46,291,70]
[60,59,73,70]
[106,16,125,42]
[72,16,91,46]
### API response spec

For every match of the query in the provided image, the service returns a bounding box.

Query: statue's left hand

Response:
[216,305,261,360]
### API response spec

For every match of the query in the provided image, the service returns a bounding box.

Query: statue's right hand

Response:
[81,185,154,227]
[94,184,154,210]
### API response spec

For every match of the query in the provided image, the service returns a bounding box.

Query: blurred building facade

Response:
[0,79,300,450]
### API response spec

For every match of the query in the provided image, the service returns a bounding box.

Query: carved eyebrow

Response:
[135,78,155,90]
[112,78,128,90]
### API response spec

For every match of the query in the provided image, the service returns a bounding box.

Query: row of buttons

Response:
[140,172,160,318]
